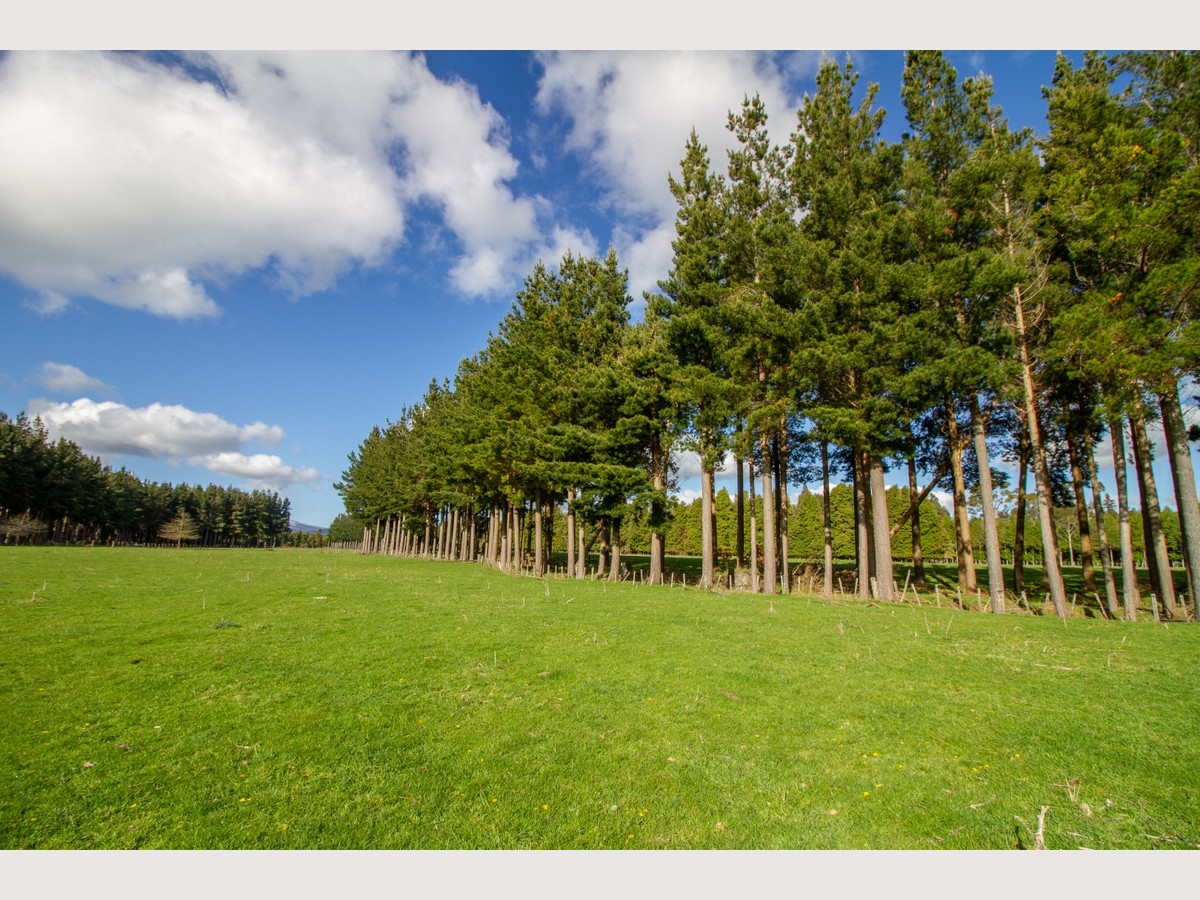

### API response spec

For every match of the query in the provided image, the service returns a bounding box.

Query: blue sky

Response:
[1,44,1196,528]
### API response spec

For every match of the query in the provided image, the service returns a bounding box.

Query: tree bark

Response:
[822,439,834,599]
[1013,419,1029,594]
[869,453,895,601]
[609,521,621,582]
[778,421,791,594]
[534,490,544,578]
[1066,430,1097,593]
[736,447,745,569]
[970,394,1006,612]
[1130,405,1177,618]
[1015,295,1067,616]
[749,451,759,593]
[1110,415,1140,620]
[1084,431,1119,617]
[577,515,587,579]
[650,442,665,586]
[597,522,610,579]
[566,487,576,581]
[1158,385,1200,620]
[701,442,716,589]
[945,398,977,593]
[760,431,777,595]
[854,445,871,600]
[907,455,928,591]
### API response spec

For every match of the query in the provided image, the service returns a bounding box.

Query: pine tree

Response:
[790,57,910,602]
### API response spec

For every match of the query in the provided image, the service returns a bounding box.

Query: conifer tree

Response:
[790,57,909,601]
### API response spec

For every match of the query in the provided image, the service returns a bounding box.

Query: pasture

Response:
[1,547,1197,849]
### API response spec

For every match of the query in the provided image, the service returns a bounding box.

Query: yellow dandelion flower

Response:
[542,804,549,810]
[863,791,870,796]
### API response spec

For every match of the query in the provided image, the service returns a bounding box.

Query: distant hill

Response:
[290,520,328,535]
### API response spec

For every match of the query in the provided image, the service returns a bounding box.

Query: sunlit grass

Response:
[2,547,1197,849]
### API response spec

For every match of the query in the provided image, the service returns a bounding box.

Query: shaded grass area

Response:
[2,547,1198,849]
[561,552,1187,621]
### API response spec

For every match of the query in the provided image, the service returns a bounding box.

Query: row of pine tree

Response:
[337,51,1199,621]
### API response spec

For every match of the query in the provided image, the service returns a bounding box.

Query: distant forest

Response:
[0,411,293,547]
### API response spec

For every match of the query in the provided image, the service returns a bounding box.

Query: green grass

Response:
[2,547,1198,849]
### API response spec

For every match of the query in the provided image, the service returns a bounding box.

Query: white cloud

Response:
[0,51,558,315]
[35,362,112,395]
[535,51,814,294]
[0,51,405,318]
[672,448,739,484]
[189,452,321,492]
[29,397,284,458]
[931,490,955,515]
[536,52,801,221]
[612,221,675,301]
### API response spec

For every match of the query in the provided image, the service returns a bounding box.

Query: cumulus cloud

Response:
[0,50,556,315]
[29,397,284,458]
[672,448,739,484]
[35,362,113,395]
[931,490,955,515]
[189,452,321,492]
[535,51,814,294]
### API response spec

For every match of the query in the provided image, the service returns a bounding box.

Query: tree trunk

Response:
[945,398,977,593]
[749,451,759,593]
[970,394,1005,612]
[577,515,587,579]
[778,421,791,594]
[760,431,776,595]
[1158,384,1200,620]
[736,446,745,569]
[854,446,871,600]
[1066,430,1097,593]
[597,522,610,579]
[1084,431,1119,617]
[1015,303,1068,616]
[701,436,716,589]
[567,487,577,581]
[869,453,895,601]
[1013,418,1029,594]
[649,444,665,586]
[1110,415,1140,620]
[533,491,544,577]
[1130,405,1177,618]
[821,439,834,599]
[907,454,928,591]
[496,505,504,566]
[609,521,621,582]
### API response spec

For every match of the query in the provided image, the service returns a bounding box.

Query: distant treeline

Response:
[332,483,1189,569]
[0,411,291,547]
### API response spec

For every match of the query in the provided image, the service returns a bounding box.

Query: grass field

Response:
[2,547,1198,849]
